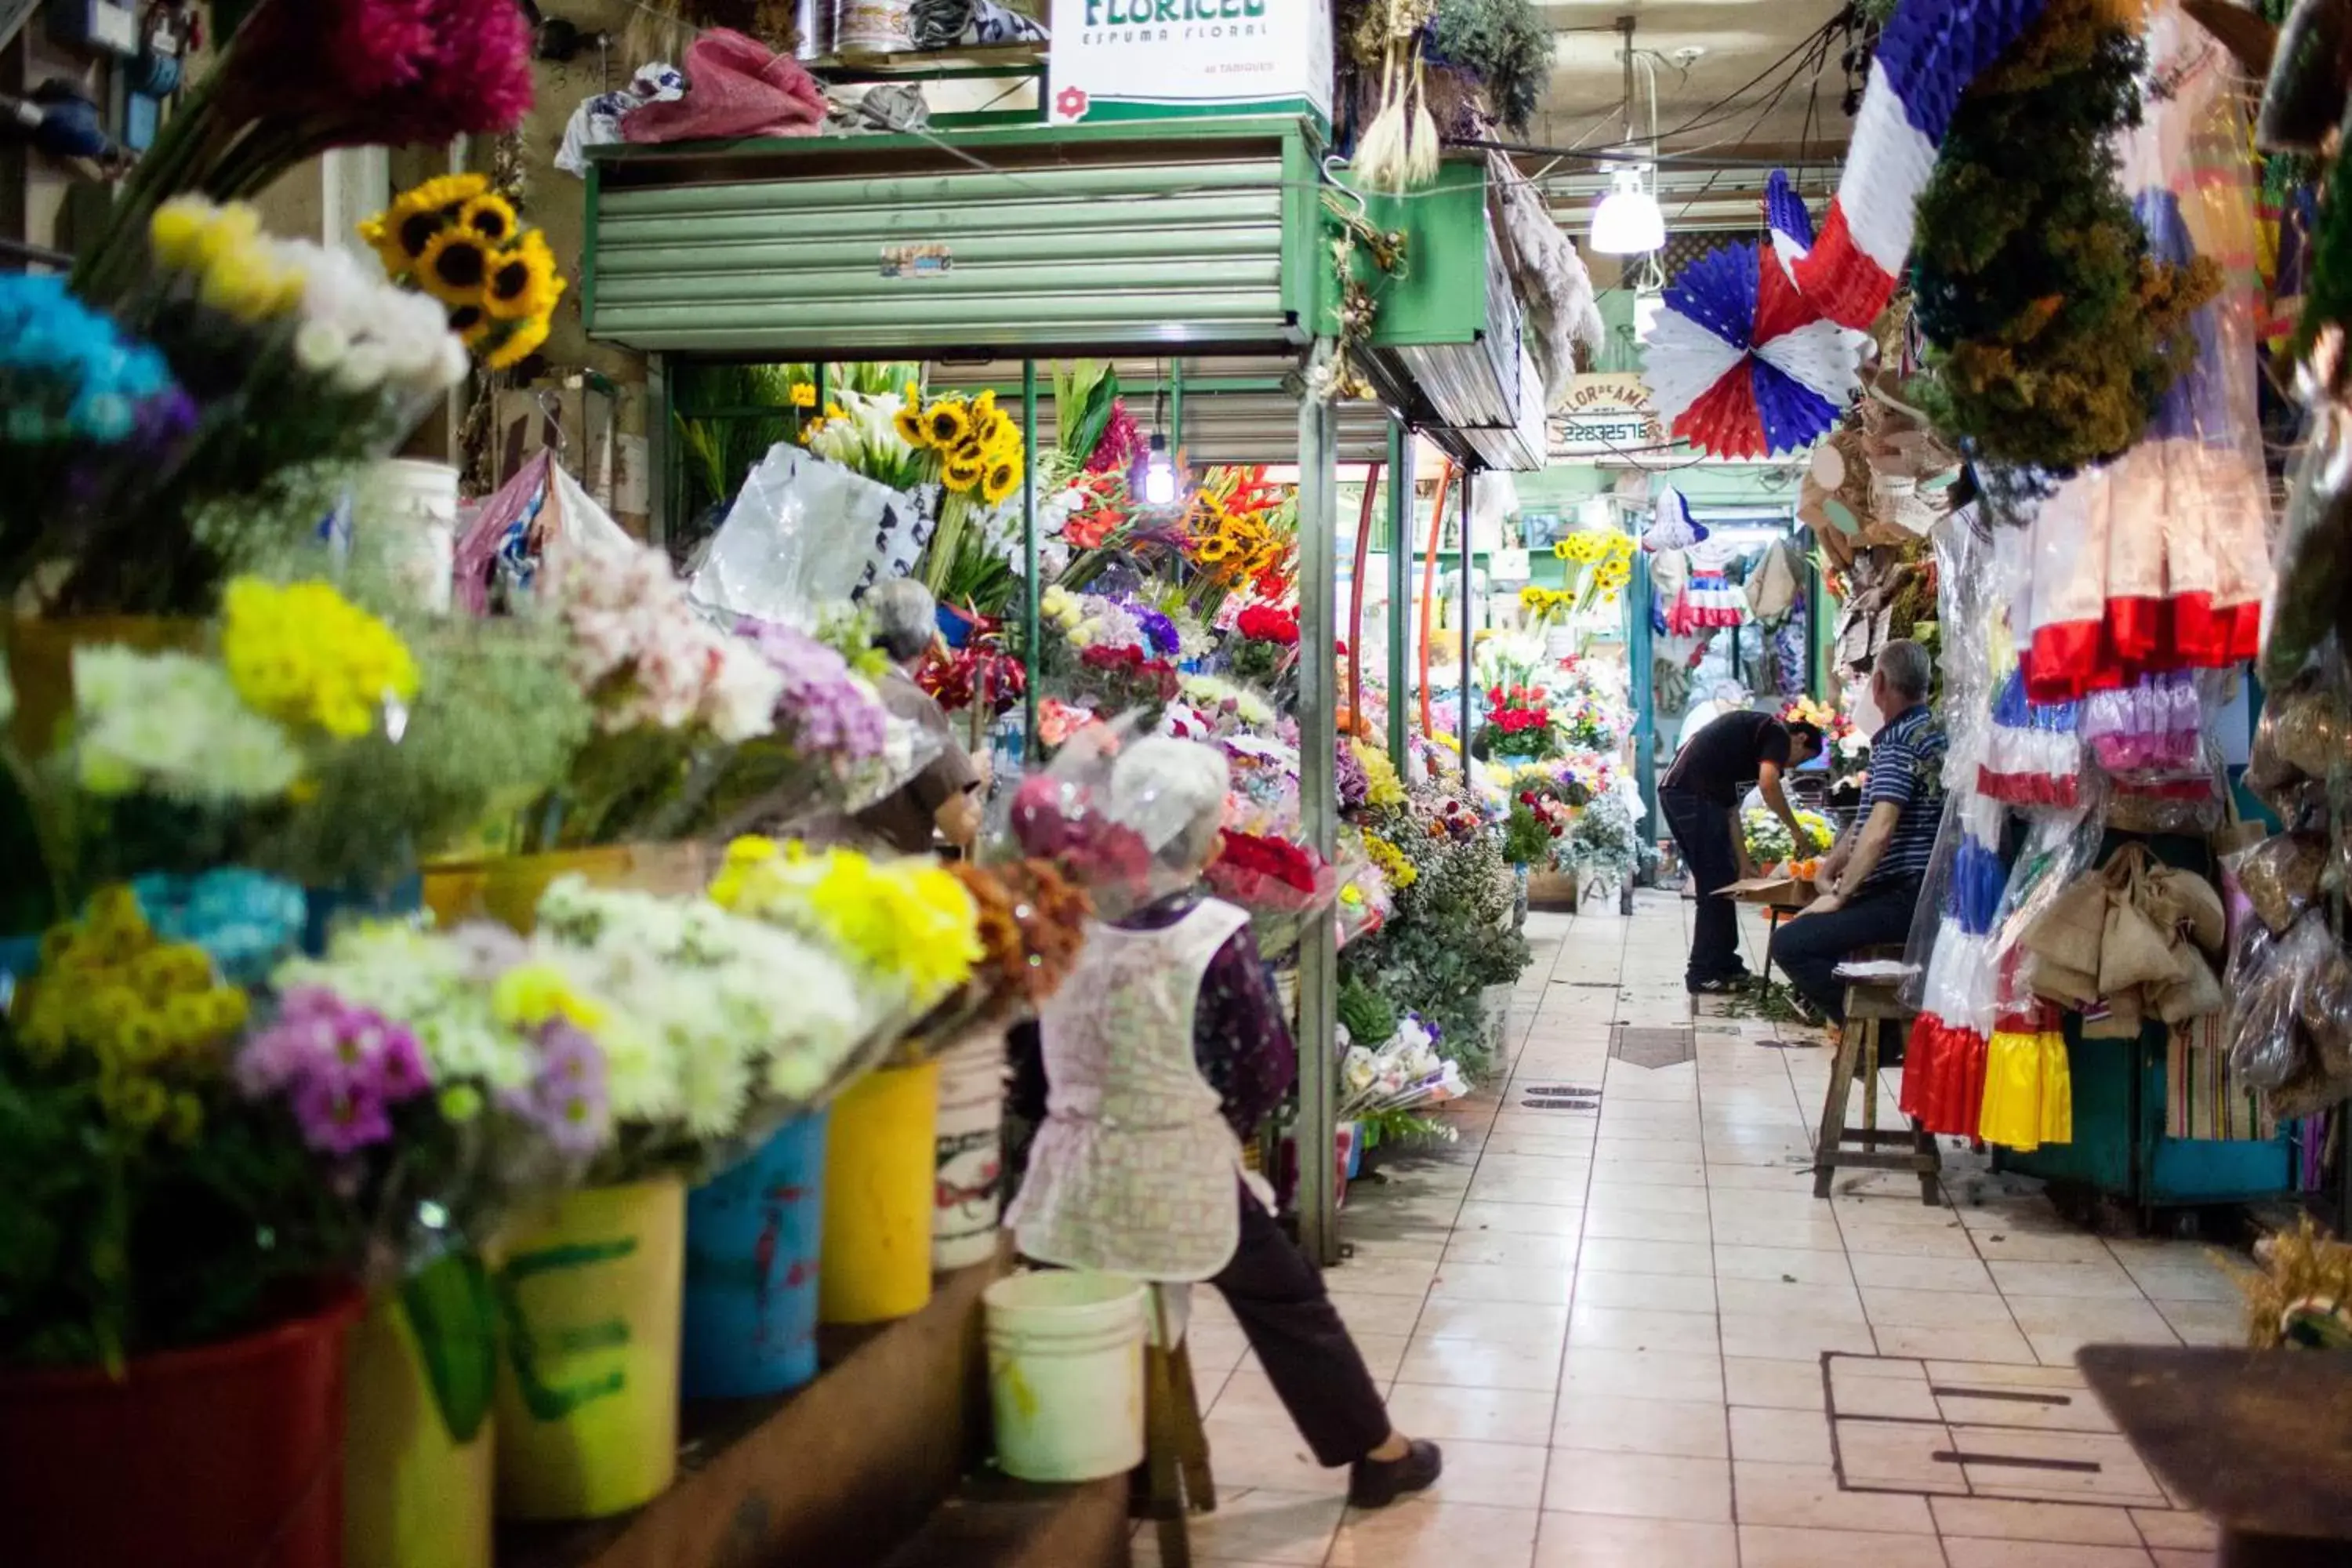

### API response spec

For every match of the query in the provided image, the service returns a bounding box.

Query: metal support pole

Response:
[1385,419,1412,771]
[1631,545,1658,862]
[1171,358,1185,447]
[815,361,829,416]
[1457,465,1477,786]
[646,353,671,549]
[1022,361,1040,761]
[1295,358,1341,1267]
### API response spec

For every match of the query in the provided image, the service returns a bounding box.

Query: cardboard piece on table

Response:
[1725,875,1815,909]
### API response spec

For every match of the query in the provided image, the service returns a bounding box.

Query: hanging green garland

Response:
[1909,0,2220,473]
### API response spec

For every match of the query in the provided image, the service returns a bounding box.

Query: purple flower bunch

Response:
[1118,597,1182,658]
[1334,736,1370,813]
[238,987,432,1156]
[502,1019,609,1157]
[737,616,890,762]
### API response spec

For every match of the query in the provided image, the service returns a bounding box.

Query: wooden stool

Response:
[1135,1286,1216,1566]
[1811,966,1942,1203]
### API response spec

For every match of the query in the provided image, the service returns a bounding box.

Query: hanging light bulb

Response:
[1142,433,1178,506]
[1592,19,1666,256]
[1591,166,1665,255]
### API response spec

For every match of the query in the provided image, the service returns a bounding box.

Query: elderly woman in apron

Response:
[1005,736,1440,1508]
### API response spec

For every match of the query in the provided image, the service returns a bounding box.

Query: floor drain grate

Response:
[1610,1025,1697,1069]
[1517,1083,1601,1112]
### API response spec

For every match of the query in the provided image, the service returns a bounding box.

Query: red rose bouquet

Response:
[1207,827,1341,957]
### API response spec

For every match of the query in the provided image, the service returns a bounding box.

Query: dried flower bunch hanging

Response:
[1316,194,1410,402]
[1349,0,1442,193]
[1909,0,2221,472]
[1422,0,1552,136]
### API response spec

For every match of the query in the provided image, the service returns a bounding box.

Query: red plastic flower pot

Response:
[0,1291,364,1568]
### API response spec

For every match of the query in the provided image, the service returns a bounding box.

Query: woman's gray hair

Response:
[869,577,938,663]
[1876,638,1933,702]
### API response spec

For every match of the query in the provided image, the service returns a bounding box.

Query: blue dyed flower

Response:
[0,274,183,445]
[131,868,309,986]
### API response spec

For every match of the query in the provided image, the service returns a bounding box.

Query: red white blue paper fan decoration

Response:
[1641,238,1861,459]
[1638,0,2054,459]
[1766,169,1814,274]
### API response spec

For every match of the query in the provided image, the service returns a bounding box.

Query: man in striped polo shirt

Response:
[1769,640,1945,1027]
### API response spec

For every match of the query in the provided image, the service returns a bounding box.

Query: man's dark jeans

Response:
[1661,786,1744,987]
[1768,877,1924,1023]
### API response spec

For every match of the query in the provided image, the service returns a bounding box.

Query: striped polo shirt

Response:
[1857,704,1947,893]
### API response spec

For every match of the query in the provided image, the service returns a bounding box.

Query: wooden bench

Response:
[1812,963,1942,1203]
[1135,1287,1216,1567]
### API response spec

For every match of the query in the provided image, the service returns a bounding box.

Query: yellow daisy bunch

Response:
[1553,532,1612,565]
[1362,832,1418,891]
[220,576,421,741]
[13,887,241,1145]
[148,197,307,323]
[1353,738,1406,809]
[1593,556,1633,591]
[714,838,983,1012]
[361,175,566,372]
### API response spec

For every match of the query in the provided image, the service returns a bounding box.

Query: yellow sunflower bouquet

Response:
[360,174,566,372]
[895,387,1029,611]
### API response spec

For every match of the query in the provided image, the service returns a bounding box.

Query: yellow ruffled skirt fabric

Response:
[1979,1029,2073,1151]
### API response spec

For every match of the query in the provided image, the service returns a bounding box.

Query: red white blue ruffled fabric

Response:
[1976,670,2084,810]
[1641,1,2055,458]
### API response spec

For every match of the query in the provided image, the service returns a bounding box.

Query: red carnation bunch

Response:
[1077,643,1181,712]
[1207,827,1341,957]
[1236,603,1301,647]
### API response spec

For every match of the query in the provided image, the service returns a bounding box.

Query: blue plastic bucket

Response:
[681,1111,829,1398]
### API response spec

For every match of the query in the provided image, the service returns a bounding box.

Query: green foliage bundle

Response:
[1426,0,1554,134]
[0,1052,356,1369]
[1501,800,1553,866]
[1338,971,1399,1047]
[1909,0,2220,471]
[1342,797,1528,1075]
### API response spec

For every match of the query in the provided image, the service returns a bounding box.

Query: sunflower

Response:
[362,173,489,275]
[982,457,1021,506]
[922,400,971,448]
[417,228,492,307]
[446,300,495,349]
[974,409,1011,451]
[1192,535,1234,564]
[482,231,562,322]
[893,401,927,445]
[458,194,519,247]
[943,445,987,492]
[1519,585,1549,610]
[790,383,816,408]
[485,315,550,372]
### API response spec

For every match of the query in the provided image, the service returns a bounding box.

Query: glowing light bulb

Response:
[1142,434,1177,506]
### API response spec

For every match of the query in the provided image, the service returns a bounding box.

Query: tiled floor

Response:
[1168,891,2239,1567]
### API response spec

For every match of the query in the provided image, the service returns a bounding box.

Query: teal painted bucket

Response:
[681,1111,829,1398]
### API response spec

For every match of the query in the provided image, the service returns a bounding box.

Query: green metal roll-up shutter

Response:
[586,121,1321,358]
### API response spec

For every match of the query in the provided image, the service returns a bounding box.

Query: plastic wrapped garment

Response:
[1900,789,2007,1134]
[1977,670,2084,809]
[1666,567,1747,635]
[2020,5,2273,701]
[1979,993,2074,1149]
[689,443,936,627]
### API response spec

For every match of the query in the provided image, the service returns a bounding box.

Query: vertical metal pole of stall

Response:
[1457,464,1477,783]
[1296,368,1341,1266]
[1385,419,1412,771]
[1630,543,1657,873]
[1022,362,1040,760]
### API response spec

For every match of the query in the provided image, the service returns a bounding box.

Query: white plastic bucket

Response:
[931,1029,1007,1272]
[351,459,459,614]
[982,1271,1148,1483]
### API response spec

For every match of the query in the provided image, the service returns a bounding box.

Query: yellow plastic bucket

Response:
[492,1178,686,1520]
[819,1062,942,1325]
[343,1288,494,1568]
